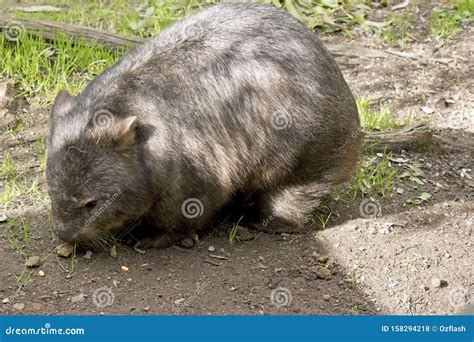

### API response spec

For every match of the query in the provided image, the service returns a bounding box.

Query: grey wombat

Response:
[46,3,361,248]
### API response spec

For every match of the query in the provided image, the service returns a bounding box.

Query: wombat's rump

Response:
[46,3,362,247]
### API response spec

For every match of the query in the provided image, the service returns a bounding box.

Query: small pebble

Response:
[318,255,330,263]
[235,225,255,241]
[55,243,75,258]
[323,294,330,301]
[180,237,194,249]
[71,293,85,303]
[431,277,448,288]
[26,256,41,268]
[84,250,93,259]
[312,266,332,280]
[2,297,10,304]
[38,270,45,277]
[65,274,73,279]
[208,246,215,253]
[110,245,117,258]
[0,214,7,222]
[121,266,129,273]
[13,303,25,311]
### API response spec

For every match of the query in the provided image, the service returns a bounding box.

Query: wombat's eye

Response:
[84,200,98,210]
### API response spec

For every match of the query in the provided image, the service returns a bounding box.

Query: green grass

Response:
[1,152,49,206]
[430,0,473,38]
[34,138,46,172]
[21,217,30,243]
[0,33,119,102]
[6,218,26,257]
[430,9,464,37]
[381,14,412,46]
[1,153,17,182]
[349,150,398,197]
[16,265,32,293]
[227,216,244,245]
[357,98,410,132]
[454,0,474,14]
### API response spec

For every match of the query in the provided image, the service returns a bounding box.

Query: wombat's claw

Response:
[137,233,182,249]
[248,218,302,234]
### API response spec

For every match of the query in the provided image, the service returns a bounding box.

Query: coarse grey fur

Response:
[46,2,362,247]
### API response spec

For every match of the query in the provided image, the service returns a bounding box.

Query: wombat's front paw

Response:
[136,231,182,249]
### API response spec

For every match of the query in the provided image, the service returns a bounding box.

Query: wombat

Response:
[46,3,362,248]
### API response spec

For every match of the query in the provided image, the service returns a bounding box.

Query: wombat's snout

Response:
[55,226,78,243]
[54,223,87,244]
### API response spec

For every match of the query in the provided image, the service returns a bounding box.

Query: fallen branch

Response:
[364,123,433,152]
[0,15,143,51]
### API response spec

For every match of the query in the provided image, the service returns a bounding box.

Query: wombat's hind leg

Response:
[249,183,332,233]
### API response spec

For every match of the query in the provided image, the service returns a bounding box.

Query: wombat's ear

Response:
[115,116,138,146]
[51,89,73,118]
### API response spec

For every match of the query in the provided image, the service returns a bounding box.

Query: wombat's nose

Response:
[56,228,77,243]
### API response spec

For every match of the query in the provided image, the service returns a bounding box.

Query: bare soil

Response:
[1,3,472,315]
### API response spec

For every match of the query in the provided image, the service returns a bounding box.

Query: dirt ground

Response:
[0,3,473,315]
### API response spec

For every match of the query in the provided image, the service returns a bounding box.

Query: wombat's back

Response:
[81,2,359,188]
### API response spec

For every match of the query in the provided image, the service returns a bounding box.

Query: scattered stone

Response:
[2,298,10,304]
[0,214,7,223]
[180,237,194,249]
[422,106,434,114]
[65,274,73,279]
[26,256,41,268]
[431,277,448,288]
[38,270,45,277]
[71,293,85,303]
[396,187,405,194]
[110,245,117,258]
[323,294,331,301]
[144,306,150,312]
[235,225,255,241]
[55,243,75,258]
[174,298,185,305]
[318,255,330,263]
[419,285,429,291]
[208,246,216,253]
[121,266,129,273]
[84,251,93,260]
[13,303,25,311]
[30,303,43,311]
[312,266,332,280]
